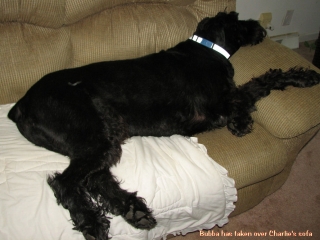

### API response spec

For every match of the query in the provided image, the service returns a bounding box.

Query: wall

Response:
[236,0,320,41]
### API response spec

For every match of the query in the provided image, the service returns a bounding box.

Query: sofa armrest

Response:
[230,38,320,138]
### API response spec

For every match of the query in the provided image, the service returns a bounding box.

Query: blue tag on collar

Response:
[200,38,214,48]
[189,35,230,59]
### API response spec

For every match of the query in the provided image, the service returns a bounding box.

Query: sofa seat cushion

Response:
[230,38,320,139]
[196,123,288,189]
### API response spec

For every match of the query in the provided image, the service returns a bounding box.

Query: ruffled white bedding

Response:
[0,103,237,240]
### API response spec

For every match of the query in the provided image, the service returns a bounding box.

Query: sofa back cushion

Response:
[0,0,236,104]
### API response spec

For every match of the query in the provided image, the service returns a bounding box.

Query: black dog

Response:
[8,12,320,239]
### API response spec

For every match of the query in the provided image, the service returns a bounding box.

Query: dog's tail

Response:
[8,101,22,123]
[226,67,320,136]
[239,67,320,105]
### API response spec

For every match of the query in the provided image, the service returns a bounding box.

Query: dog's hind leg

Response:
[85,168,157,230]
[47,160,111,240]
[85,99,156,230]
[48,142,156,239]
[47,114,155,239]
[226,67,320,136]
[48,153,156,240]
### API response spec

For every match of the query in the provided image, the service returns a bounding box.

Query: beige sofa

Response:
[1,0,319,231]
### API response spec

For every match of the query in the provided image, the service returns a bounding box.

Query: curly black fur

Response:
[7,12,320,239]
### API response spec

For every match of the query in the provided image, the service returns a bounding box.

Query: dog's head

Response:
[193,12,267,56]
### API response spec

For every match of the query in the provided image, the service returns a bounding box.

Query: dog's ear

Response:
[196,17,210,32]
[196,12,239,34]
[226,11,239,20]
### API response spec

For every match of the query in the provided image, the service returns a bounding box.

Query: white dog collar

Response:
[189,35,230,59]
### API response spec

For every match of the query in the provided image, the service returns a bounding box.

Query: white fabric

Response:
[0,103,237,240]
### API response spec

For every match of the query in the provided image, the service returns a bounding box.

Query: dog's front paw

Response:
[227,116,253,137]
[122,194,156,229]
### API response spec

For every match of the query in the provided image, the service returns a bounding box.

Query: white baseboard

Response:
[299,33,319,42]
[269,32,319,49]
[270,32,299,49]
